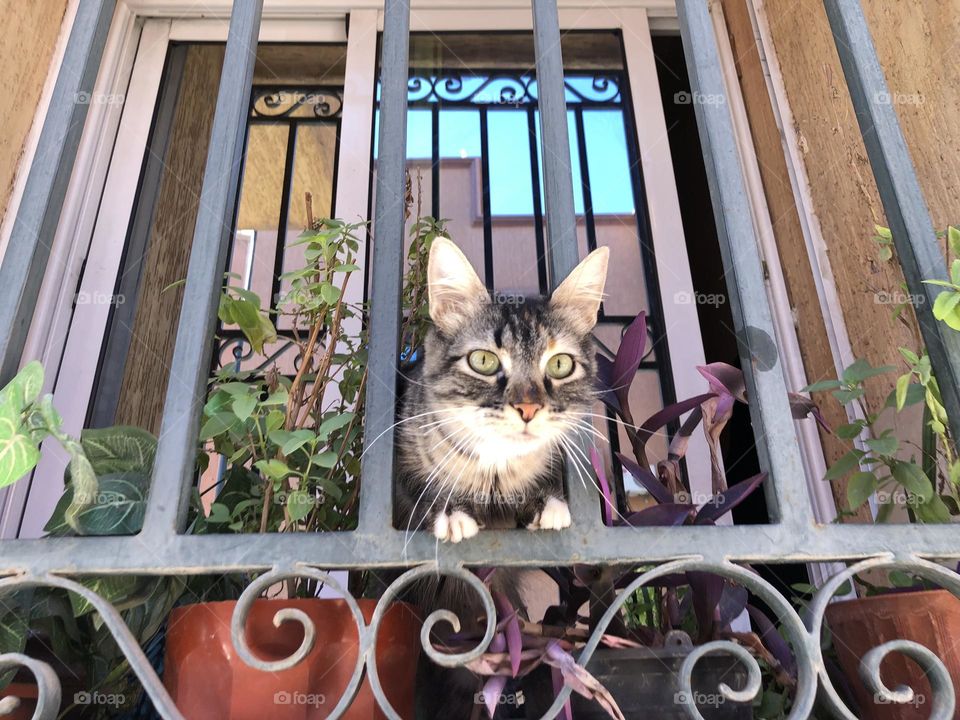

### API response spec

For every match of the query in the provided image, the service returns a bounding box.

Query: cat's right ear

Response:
[427,237,488,334]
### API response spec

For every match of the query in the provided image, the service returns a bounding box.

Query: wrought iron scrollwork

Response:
[251,88,344,119]
[2,556,959,719]
[403,73,621,105]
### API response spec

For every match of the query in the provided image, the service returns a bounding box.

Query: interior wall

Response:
[0,0,70,222]
[718,0,960,514]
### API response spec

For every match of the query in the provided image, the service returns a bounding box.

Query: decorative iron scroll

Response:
[403,73,622,105]
[251,88,344,119]
[1,556,957,719]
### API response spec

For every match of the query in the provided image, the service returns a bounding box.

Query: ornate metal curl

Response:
[230,566,368,720]
[0,573,185,720]
[401,73,620,106]
[0,653,60,719]
[365,564,497,720]
[678,641,763,706]
[251,88,343,119]
[807,554,959,720]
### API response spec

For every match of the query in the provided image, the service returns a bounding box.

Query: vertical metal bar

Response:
[431,104,441,219]
[479,108,495,288]
[822,0,960,445]
[532,0,599,524]
[358,0,411,534]
[573,108,598,253]
[271,123,299,307]
[526,109,548,294]
[0,0,117,384]
[141,0,264,536]
[675,0,813,528]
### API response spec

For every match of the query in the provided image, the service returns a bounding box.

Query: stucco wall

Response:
[0,0,70,221]
[720,0,960,512]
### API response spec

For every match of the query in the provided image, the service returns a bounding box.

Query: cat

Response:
[395,236,609,544]
[392,237,609,719]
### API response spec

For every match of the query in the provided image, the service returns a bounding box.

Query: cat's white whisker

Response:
[360,407,461,459]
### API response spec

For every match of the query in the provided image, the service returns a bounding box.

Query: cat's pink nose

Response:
[513,402,543,423]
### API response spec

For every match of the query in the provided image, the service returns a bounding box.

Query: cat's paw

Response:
[433,510,480,543]
[527,497,571,531]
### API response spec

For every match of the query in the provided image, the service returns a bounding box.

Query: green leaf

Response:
[285,489,314,522]
[46,472,149,537]
[932,290,960,321]
[842,359,895,384]
[802,379,842,393]
[886,381,924,409]
[832,388,865,404]
[914,495,953,523]
[232,394,258,421]
[952,259,960,286]
[949,226,960,257]
[207,503,231,524]
[70,576,141,618]
[254,459,291,480]
[317,412,355,439]
[847,472,877,510]
[311,451,339,468]
[874,225,892,239]
[865,436,898,456]
[825,450,863,481]
[950,460,960,486]
[0,361,44,412]
[281,430,315,457]
[320,283,341,306]
[878,245,893,261]
[0,402,40,488]
[895,373,910,411]
[891,461,933,503]
[889,570,917,588]
[80,426,157,476]
[836,421,866,439]
[200,412,239,440]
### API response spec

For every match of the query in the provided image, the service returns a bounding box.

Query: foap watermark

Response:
[874,91,925,106]
[673,290,726,307]
[475,691,525,708]
[876,488,922,507]
[674,690,725,708]
[874,289,925,306]
[74,691,125,708]
[274,691,326,707]
[674,90,725,106]
[74,91,125,106]
[492,291,526,306]
[75,291,125,306]
[875,691,926,708]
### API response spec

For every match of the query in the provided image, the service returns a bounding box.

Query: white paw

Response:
[433,510,480,543]
[528,497,571,531]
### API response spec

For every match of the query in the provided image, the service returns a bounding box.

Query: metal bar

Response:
[270,122,299,308]
[357,0,411,534]
[573,108,598,253]
[3,521,960,576]
[675,0,813,529]
[0,0,118,385]
[532,0,600,526]
[822,0,960,445]
[479,108,495,288]
[141,0,265,537]
[526,108,548,294]
[431,104,440,219]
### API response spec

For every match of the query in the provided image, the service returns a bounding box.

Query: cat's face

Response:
[421,238,609,466]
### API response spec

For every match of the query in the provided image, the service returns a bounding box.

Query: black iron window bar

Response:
[0,0,958,717]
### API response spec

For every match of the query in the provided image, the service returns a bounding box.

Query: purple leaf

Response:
[622,503,694,527]
[595,354,624,417]
[789,392,832,434]
[546,642,626,720]
[747,605,796,678]
[695,472,767,524]
[590,447,615,526]
[551,665,574,720]
[637,393,716,455]
[475,567,496,583]
[697,362,746,402]
[493,592,522,677]
[489,632,507,653]
[616,453,672,504]
[717,582,749,629]
[482,675,508,718]
[687,571,723,641]
[612,312,648,408]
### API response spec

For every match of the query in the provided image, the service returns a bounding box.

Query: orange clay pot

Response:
[164,598,421,719]
[826,589,960,720]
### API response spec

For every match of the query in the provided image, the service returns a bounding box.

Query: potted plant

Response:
[0,208,445,718]
[415,311,819,719]
[804,225,960,720]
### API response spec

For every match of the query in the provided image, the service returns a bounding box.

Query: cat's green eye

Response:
[468,350,501,376]
[546,353,575,379]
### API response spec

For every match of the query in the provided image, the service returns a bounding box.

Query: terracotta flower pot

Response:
[0,682,38,720]
[164,598,421,719]
[825,589,960,720]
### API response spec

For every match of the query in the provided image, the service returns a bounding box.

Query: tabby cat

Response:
[396,237,609,542]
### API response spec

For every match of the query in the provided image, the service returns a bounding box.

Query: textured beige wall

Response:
[0,0,70,221]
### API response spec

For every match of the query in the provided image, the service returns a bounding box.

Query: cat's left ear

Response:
[550,246,609,332]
